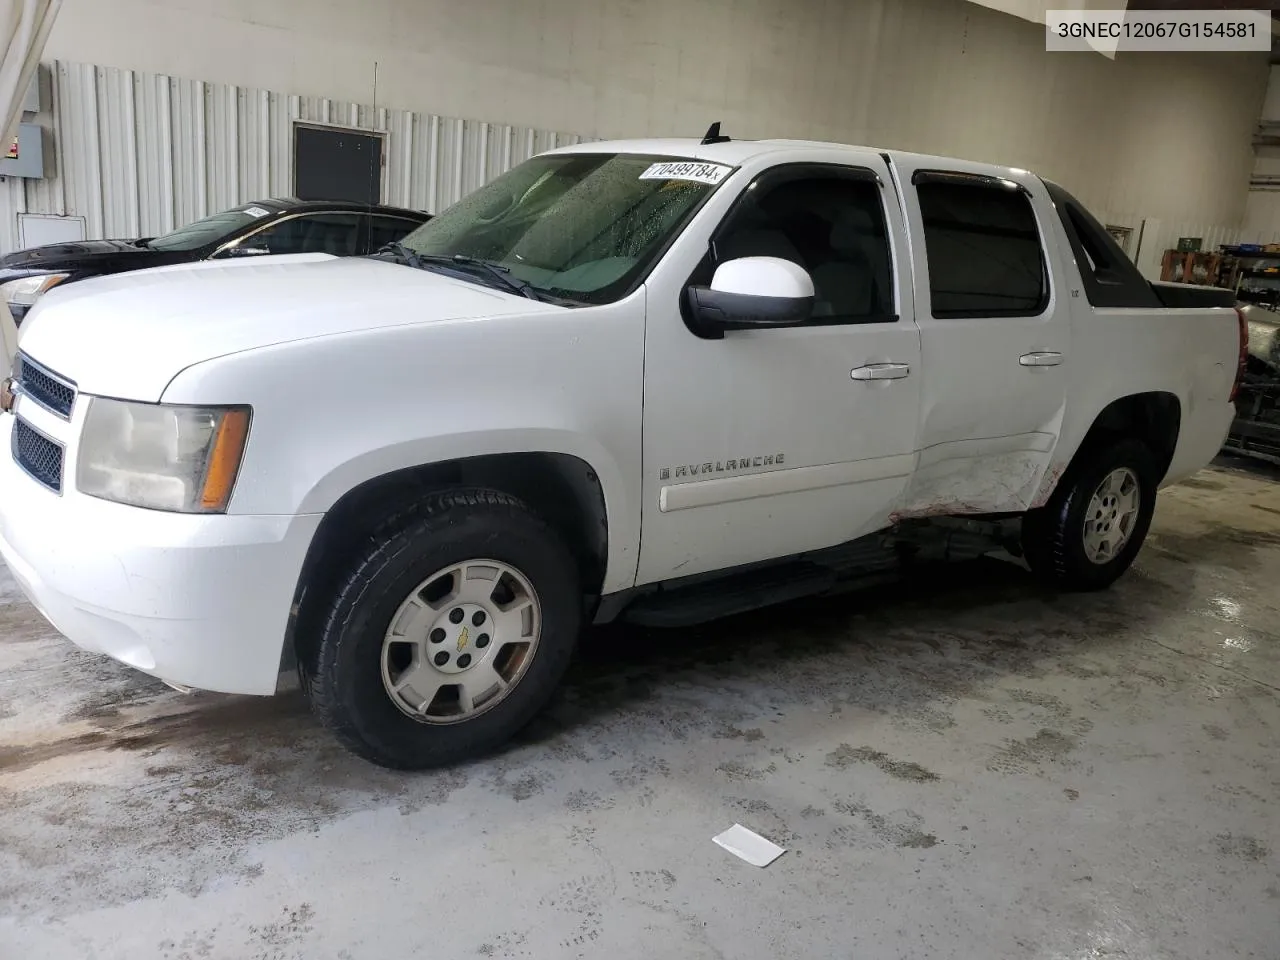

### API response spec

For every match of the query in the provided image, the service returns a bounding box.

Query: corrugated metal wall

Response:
[1,61,1273,280]
[0,60,591,255]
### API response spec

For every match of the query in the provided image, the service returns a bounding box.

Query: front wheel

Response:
[1022,438,1159,591]
[306,489,581,769]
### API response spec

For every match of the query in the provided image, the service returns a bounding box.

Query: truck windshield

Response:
[396,153,731,304]
[145,206,271,252]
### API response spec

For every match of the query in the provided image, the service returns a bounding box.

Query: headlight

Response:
[1,273,71,309]
[77,398,252,513]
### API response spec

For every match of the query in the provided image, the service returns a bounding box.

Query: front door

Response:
[636,153,923,585]
[890,160,1070,516]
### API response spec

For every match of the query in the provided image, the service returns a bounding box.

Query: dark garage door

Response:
[294,124,383,204]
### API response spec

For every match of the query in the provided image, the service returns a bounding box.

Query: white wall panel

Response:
[40,0,1266,225]
[0,60,588,255]
[18,0,1264,275]
[1243,192,1280,239]
[1244,68,1280,239]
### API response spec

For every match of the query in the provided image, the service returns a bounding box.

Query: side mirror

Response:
[215,243,271,259]
[687,257,814,334]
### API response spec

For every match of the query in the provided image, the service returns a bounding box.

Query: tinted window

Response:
[916,178,1047,317]
[712,172,893,321]
[367,215,422,253]
[242,213,361,257]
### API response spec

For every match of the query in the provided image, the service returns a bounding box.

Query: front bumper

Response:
[0,411,321,695]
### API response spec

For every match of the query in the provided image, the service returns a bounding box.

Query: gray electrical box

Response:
[1,123,45,179]
[21,74,40,115]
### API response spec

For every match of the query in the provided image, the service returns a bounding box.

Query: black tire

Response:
[306,488,581,769]
[1022,438,1159,591]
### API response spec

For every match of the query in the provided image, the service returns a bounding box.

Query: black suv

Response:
[0,199,430,324]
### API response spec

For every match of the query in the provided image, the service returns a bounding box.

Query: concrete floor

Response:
[1,460,1277,960]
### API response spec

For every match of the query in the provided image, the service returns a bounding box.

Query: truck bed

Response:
[1149,281,1235,310]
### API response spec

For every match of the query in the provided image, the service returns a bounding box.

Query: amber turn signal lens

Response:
[199,408,251,511]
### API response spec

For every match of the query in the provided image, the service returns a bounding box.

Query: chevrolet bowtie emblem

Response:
[0,377,16,415]
[456,626,469,652]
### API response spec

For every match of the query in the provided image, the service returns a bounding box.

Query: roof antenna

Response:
[367,60,380,214]
[701,121,730,145]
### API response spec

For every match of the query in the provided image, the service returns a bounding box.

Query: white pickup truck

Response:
[0,132,1245,769]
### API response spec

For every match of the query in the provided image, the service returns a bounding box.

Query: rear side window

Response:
[915,176,1047,318]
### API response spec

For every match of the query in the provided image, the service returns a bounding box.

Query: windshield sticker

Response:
[638,161,732,185]
[242,205,270,218]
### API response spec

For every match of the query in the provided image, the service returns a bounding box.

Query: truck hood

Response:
[17,255,561,400]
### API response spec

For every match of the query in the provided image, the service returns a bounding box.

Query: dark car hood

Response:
[0,238,159,268]
[0,239,196,280]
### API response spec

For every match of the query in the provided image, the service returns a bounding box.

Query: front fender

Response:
[295,428,637,593]
[161,299,647,594]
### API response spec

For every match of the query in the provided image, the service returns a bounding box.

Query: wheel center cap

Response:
[427,602,493,675]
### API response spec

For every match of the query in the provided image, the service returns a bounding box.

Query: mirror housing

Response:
[214,243,272,259]
[687,257,814,335]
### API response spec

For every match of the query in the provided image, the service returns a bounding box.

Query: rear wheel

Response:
[306,489,581,769]
[1022,438,1159,591]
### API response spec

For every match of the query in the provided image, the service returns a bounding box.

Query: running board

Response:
[621,562,837,628]
[604,519,1018,629]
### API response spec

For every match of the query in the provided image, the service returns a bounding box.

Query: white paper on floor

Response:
[712,823,787,867]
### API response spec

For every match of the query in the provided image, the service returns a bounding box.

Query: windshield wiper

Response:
[376,245,544,301]
[374,240,426,269]
[427,254,543,301]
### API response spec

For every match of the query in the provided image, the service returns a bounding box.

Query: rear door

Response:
[889,159,1070,515]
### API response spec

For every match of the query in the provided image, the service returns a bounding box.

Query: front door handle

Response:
[851,362,911,381]
[1020,352,1063,367]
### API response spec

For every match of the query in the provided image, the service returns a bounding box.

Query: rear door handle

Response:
[1019,352,1063,367]
[851,362,911,381]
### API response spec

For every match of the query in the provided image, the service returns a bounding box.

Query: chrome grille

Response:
[12,418,64,493]
[15,352,77,419]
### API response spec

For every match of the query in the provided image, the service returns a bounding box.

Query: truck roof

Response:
[547,137,1038,185]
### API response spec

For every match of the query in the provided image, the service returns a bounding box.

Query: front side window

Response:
[916,178,1047,317]
[712,171,894,322]
[146,205,273,252]
[396,153,729,304]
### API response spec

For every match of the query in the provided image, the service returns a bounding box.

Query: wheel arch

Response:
[1038,391,1182,505]
[287,450,613,676]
